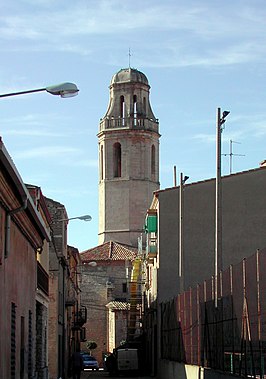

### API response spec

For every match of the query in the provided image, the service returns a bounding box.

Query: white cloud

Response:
[1,1,266,69]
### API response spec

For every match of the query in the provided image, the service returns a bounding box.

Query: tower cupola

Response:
[100,68,158,133]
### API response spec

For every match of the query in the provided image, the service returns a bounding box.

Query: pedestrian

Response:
[70,348,84,379]
[106,352,117,376]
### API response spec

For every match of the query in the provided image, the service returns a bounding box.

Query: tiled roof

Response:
[80,241,137,262]
[106,301,130,310]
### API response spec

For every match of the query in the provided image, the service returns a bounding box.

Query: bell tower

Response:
[98,68,160,247]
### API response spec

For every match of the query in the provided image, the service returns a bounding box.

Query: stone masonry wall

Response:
[81,261,129,366]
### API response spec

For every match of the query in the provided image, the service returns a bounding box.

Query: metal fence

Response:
[160,249,266,378]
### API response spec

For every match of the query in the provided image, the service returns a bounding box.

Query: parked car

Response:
[81,354,99,370]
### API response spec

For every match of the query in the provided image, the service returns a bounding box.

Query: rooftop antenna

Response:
[128,48,131,68]
[223,139,245,174]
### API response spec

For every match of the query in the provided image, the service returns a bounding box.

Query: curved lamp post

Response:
[0,82,79,98]
[58,214,92,223]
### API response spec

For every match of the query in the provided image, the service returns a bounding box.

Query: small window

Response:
[122,283,128,293]
[143,97,146,115]
[120,96,125,126]
[11,303,16,379]
[151,145,155,177]
[100,145,104,180]
[113,142,121,178]
[133,95,137,126]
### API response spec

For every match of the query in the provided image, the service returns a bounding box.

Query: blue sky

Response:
[1,0,266,251]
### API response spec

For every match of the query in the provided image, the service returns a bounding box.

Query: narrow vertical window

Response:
[143,97,146,115]
[151,145,155,177]
[120,96,125,118]
[28,311,33,376]
[120,95,125,126]
[113,143,121,178]
[11,303,16,379]
[133,95,137,126]
[122,282,128,293]
[20,316,25,379]
[100,145,104,180]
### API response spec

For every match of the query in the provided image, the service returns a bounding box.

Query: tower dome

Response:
[111,68,149,86]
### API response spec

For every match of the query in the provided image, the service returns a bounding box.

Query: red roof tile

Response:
[80,241,137,262]
[106,301,130,310]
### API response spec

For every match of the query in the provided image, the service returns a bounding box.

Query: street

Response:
[80,369,153,379]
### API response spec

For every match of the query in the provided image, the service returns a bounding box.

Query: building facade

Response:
[80,241,137,365]
[144,165,266,379]
[66,245,86,360]
[45,198,68,379]
[44,198,86,379]
[98,67,160,247]
[0,138,50,379]
[27,185,51,379]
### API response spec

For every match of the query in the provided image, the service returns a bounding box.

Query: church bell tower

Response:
[98,68,160,247]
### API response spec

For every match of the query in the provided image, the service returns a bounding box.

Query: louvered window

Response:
[11,303,16,379]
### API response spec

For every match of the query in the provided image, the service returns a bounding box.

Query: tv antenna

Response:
[223,139,245,174]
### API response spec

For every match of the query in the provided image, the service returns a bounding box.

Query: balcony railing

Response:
[37,262,49,296]
[99,116,159,133]
[148,243,157,259]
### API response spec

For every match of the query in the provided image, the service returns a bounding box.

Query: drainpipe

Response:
[5,197,28,258]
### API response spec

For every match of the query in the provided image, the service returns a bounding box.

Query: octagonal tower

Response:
[98,68,160,247]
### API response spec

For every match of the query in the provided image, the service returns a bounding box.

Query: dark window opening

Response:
[151,145,156,177]
[133,95,137,126]
[100,145,104,180]
[120,96,125,126]
[143,97,146,115]
[28,311,33,375]
[11,302,16,379]
[113,143,121,178]
[20,317,25,379]
[122,282,128,293]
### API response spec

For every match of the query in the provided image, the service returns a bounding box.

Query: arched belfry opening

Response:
[133,95,137,126]
[98,68,160,247]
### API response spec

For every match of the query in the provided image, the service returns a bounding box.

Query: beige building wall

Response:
[81,261,129,365]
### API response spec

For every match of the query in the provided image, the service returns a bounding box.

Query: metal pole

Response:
[174,165,177,187]
[179,172,184,293]
[0,88,46,98]
[229,139,233,174]
[215,108,222,308]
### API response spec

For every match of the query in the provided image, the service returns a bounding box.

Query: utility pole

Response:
[215,108,230,308]
[179,172,189,293]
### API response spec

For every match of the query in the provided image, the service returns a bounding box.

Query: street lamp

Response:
[215,107,230,307]
[0,82,79,98]
[57,215,92,223]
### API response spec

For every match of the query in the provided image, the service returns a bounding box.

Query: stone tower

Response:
[98,68,160,247]
[98,68,160,246]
